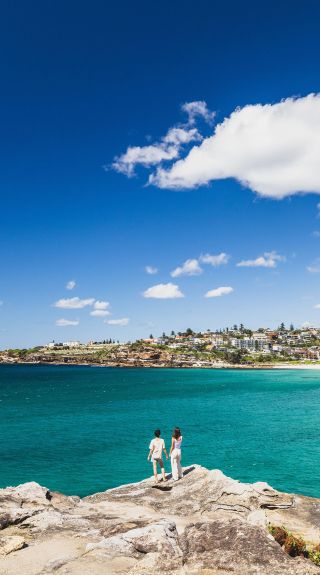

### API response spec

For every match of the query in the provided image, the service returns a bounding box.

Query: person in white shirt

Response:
[147,429,168,483]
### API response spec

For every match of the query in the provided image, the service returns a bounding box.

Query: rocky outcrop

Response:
[0,348,242,369]
[1,465,320,574]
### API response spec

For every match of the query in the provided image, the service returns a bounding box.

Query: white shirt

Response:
[149,437,165,459]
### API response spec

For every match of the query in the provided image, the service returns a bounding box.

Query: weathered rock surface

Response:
[0,535,25,557]
[1,465,320,574]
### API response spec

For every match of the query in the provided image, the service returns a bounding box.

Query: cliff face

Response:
[1,465,320,574]
[0,347,231,368]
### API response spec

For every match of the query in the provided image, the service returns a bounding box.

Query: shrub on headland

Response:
[268,524,320,564]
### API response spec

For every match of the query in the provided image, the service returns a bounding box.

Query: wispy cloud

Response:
[105,318,129,326]
[111,100,215,177]
[307,261,320,273]
[54,297,95,309]
[205,286,234,298]
[143,282,184,299]
[0,300,3,307]
[181,100,215,126]
[237,251,285,268]
[314,304,320,309]
[171,258,202,277]
[170,252,229,278]
[90,309,111,317]
[200,252,229,266]
[66,280,76,290]
[56,318,79,326]
[145,265,158,275]
[93,300,109,310]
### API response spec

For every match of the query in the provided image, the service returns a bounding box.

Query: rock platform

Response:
[1,465,320,574]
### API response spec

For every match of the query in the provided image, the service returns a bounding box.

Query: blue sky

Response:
[1,0,320,347]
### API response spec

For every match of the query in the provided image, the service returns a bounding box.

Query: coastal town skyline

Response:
[2,1,320,348]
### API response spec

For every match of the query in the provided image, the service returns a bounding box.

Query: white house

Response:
[62,341,81,348]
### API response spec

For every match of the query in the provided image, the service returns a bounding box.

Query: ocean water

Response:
[1,364,320,498]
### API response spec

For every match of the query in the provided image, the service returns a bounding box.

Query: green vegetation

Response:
[268,524,320,566]
[309,550,320,566]
[6,347,43,359]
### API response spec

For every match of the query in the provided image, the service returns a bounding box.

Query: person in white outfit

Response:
[170,427,183,481]
[147,429,168,483]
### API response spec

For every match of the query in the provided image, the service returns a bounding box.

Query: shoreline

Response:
[2,360,320,370]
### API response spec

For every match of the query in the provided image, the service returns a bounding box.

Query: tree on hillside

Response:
[171,330,175,336]
[186,328,194,336]
[279,322,286,331]
[290,323,294,331]
[149,334,153,339]
[240,323,244,333]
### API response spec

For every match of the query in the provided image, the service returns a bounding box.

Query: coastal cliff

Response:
[0,345,303,369]
[1,466,320,574]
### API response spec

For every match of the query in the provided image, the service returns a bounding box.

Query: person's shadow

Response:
[152,466,195,490]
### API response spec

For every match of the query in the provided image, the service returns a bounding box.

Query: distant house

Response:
[62,341,81,348]
[46,342,63,349]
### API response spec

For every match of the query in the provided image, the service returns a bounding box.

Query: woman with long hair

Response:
[169,427,183,481]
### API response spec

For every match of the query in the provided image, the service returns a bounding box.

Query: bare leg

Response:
[159,459,167,481]
[152,461,158,482]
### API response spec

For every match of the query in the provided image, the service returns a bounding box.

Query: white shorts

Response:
[151,455,163,463]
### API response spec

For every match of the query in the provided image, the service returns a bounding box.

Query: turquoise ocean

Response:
[1,364,320,498]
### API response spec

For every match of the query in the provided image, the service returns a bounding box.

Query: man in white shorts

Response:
[147,429,168,483]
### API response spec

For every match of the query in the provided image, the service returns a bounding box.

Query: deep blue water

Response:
[1,364,320,498]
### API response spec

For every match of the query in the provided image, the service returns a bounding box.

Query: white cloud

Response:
[66,280,76,290]
[307,265,320,273]
[143,282,184,299]
[105,318,130,326]
[90,309,111,317]
[162,127,201,145]
[93,300,109,310]
[54,297,95,309]
[112,143,181,177]
[90,300,111,317]
[56,319,79,326]
[205,286,234,298]
[145,265,158,275]
[111,101,214,177]
[149,94,320,199]
[237,251,285,268]
[112,127,201,177]
[314,304,320,309]
[0,300,3,307]
[171,258,202,277]
[200,252,230,266]
[181,100,215,126]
